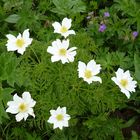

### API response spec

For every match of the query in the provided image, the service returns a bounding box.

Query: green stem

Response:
[31,47,41,63]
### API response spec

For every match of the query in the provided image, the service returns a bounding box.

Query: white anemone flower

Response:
[111,68,137,98]
[78,60,102,84]
[6,29,33,55]
[6,92,36,122]
[47,106,70,130]
[52,17,75,38]
[47,39,77,64]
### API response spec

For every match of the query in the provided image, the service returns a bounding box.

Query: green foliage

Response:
[51,0,86,16]
[5,14,20,23]
[0,0,140,139]
[134,53,140,81]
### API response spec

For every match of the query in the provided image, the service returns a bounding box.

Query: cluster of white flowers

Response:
[47,17,77,64]
[6,92,70,129]
[5,17,137,130]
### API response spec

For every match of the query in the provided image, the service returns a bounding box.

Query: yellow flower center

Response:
[120,79,128,88]
[60,26,68,33]
[56,114,64,121]
[84,69,92,79]
[18,103,27,113]
[59,48,67,56]
[16,39,25,48]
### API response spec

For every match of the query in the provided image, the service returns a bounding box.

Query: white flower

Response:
[78,60,102,84]
[47,39,77,64]
[6,92,36,122]
[6,29,33,55]
[111,68,137,99]
[52,17,75,38]
[48,106,70,130]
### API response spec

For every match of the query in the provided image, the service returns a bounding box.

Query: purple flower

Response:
[104,12,110,17]
[132,31,138,38]
[99,24,106,32]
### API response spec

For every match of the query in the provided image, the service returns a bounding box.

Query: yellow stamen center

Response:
[18,103,27,113]
[84,69,92,79]
[56,114,64,121]
[59,48,67,56]
[16,39,25,48]
[60,26,68,33]
[120,79,128,88]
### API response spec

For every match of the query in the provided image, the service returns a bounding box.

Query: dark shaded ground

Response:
[113,106,140,139]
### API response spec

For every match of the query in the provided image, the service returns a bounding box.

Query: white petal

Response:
[13,94,23,104]
[55,39,62,48]
[62,30,75,38]
[127,81,137,92]
[17,33,22,39]
[56,106,61,113]
[6,44,17,51]
[63,121,68,127]
[58,124,63,130]
[121,88,130,99]
[92,76,102,83]
[65,114,71,120]
[28,108,35,117]
[61,57,68,64]
[6,34,16,41]
[87,60,101,75]
[116,68,124,80]
[50,110,56,116]
[7,101,16,106]
[84,78,93,84]
[17,47,26,55]
[68,47,77,52]
[52,22,62,33]
[22,92,31,101]
[51,55,60,62]
[15,113,24,122]
[61,107,66,114]
[29,100,36,108]
[62,18,72,29]
[78,61,86,78]
[111,77,120,86]
[23,29,29,39]
[87,60,96,69]
[68,51,77,57]
[78,61,86,71]
[25,38,33,46]
[67,30,75,35]
[53,122,60,129]
[67,55,75,62]
[47,116,54,123]
[51,40,59,48]
[61,32,69,38]
[22,92,36,107]
[54,121,63,130]
[125,70,131,78]
[47,46,57,55]
[6,106,18,114]
[62,39,69,49]
[23,113,29,121]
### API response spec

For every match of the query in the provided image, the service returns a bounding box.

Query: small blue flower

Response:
[132,31,138,38]
[104,12,110,17]
[99,24,106,32]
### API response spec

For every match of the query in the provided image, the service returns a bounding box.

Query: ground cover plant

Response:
[0,0,140,139]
